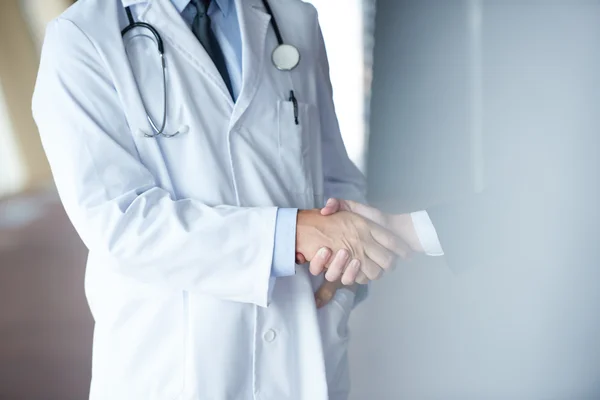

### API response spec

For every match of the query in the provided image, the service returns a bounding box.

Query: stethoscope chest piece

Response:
[272,44,300,71]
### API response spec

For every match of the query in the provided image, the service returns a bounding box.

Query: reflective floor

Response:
[0,189,92,400]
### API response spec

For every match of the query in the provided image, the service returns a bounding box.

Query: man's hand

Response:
[295,209,404,282]
[298,201,418,308]
[322,198,423,253]
[314,279,357,309]
[311,199,420,285]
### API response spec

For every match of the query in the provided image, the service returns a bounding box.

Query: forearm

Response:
[69,189,278,306]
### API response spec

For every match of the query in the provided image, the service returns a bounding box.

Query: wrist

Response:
[295,209,329,259]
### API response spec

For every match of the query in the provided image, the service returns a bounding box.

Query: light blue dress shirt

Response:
[172,0,297,280]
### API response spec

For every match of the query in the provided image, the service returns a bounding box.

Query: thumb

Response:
[320,198,341,216]
[345,200,388,227]
[315,280,343,309]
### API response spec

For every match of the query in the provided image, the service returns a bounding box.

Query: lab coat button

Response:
[263,329,276,342]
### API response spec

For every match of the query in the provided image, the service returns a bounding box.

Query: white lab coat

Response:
[32,0,366,399]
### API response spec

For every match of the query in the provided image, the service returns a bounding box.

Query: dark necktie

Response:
[190,0,234,98]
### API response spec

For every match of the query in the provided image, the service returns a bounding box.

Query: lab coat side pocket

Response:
[318,288,355,397]
[277,100,314,196]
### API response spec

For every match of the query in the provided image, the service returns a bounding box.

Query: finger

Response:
[369,221,413,260]
[309,247,332,276]
[360,256,384,281]
[364,240,397,273]
[355,271,369,285]
[295,252,307,264]
[325,249,350,282]
[315,280,344,309]
[320,198,341,216]
[341,259,361,285]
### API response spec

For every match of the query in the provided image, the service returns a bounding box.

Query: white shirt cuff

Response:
[410,210,444,256]
[271,208,298,277]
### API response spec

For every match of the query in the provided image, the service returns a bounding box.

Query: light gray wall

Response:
[349,1,600,398]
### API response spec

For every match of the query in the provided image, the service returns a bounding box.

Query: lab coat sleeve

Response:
[313,15,369,306]
[314,21,367,205]
[32,18,274,307]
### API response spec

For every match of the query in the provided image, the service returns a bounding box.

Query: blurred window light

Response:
[19,0,74,51]
[307,0,372,171]
[0,85,26,197]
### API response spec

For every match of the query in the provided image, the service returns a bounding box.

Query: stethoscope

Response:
[121,0,301,138]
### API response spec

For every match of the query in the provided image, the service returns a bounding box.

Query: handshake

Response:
[295,198,424,292]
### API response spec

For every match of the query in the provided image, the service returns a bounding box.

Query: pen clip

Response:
[289,90,299,125]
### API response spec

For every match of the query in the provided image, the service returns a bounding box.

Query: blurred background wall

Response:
[348,0,600,399]
[0,3,91,399]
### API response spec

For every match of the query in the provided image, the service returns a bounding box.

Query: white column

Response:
[0,0,72,197]
[20,0,74,50]
[467,0,485,193]
[306,0,367,171]
[0,84,26,196]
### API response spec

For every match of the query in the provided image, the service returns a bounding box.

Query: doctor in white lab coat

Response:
[32,0,406,399]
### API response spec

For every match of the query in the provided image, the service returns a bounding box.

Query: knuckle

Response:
[390,237,404,254]
[384,235,395,248]
[354,215,368,230]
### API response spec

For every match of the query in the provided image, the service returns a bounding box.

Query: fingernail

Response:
[337,250,349,262]
[326,198,334,206]
[317,248,329,258]
[349,259,360,270]
[315,298,323,308]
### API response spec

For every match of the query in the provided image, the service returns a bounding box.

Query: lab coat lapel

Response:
[142,0,234,106]
[229,0,271,129]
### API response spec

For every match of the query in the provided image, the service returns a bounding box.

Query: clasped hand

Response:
[296,199,421,307]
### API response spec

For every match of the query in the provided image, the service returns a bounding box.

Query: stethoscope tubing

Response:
[121,0,297,138]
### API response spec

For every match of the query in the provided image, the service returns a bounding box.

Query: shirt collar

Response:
[170,0,190,13]
[121,0,144,7]
[171,0,231,16]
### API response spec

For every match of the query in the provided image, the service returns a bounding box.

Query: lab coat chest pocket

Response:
[277,100,315,195]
